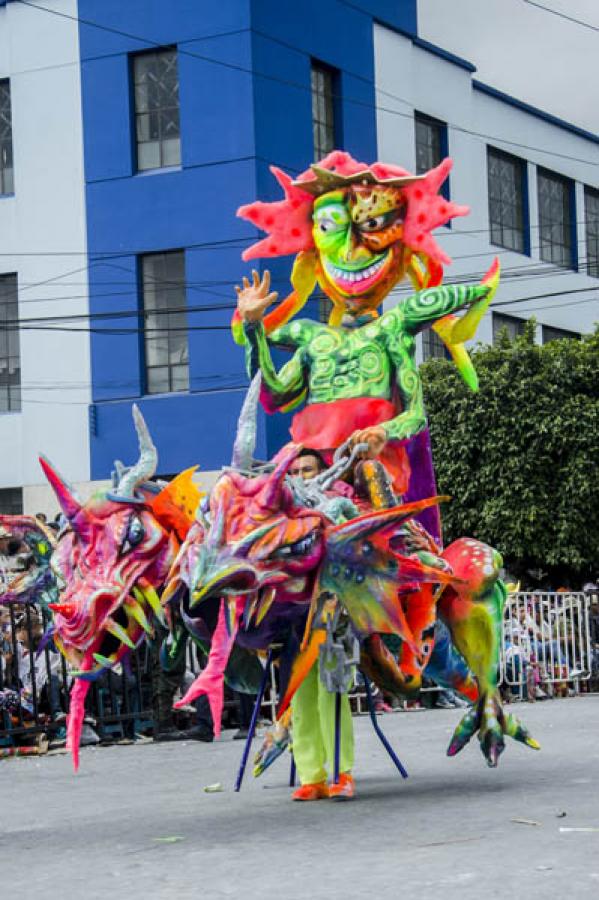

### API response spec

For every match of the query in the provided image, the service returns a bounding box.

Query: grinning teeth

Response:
[327,257,386,284]
[105,617,136,650]
[126,598,154,635]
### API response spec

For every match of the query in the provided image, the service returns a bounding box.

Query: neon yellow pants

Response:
[291,658,354,785]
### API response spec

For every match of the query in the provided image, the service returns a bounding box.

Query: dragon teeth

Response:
[126,598,154,635]
[105,617,136,650]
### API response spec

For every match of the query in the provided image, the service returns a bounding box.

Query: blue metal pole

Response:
[362,671,408,779]
[234,648,274,792]
[333,690,341,784]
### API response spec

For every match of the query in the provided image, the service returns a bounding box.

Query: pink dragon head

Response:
[41,406,197,768]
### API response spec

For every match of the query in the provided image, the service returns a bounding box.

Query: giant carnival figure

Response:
[34,148,539,800]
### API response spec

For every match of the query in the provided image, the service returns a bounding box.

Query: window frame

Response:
[0,273,21,414]
[487,146,530,256]
[414,111,449,203]
[131,46,181,174]
[0,487,23,515]
[492,312,526,344]
[0,78,14,196]
[584,185,599,278]
[139,250,189,396]
[310,60,339,162]
[422,328,450,361]
[537,166,577,271]
[541,324,580,344]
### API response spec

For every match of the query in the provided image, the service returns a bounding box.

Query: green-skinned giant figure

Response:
[232,150,499,540]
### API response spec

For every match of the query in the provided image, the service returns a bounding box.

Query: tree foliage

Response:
[421,322,599,585]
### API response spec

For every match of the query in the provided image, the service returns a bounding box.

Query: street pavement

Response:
[2,696,599,899]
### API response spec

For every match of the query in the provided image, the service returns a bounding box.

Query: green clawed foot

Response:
[447,694,540,767]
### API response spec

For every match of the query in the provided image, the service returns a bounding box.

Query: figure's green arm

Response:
[401,283,492,334]
[377,282,494,442]
[243,320,309,411]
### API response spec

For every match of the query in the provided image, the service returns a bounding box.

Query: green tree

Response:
[421,322,599,586]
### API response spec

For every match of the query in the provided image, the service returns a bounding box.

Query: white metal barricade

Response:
[501,591,592,698]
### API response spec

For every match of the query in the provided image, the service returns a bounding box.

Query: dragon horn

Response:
[257,444,300,510]
[327,497,449,545]
[116,404,158,498]
[231,372,261,470]
[39,455,82,521]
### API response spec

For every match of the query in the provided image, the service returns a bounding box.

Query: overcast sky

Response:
[418,0,599,133]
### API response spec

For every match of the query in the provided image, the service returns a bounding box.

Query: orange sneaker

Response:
[292,781,329,801]
[329,773,355,801]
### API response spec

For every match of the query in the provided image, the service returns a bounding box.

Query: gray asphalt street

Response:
[2,696,598,900]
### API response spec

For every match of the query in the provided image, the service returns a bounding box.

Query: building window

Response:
[542,324,580,343]
[0,487,22,515]
[133,49,181,172]
[311,62,337,161]
[537,168,576,269]
[422,329,449,361]
[584,186,599,278]
[141,252,189,395]
[0,274,20,413]
[414,112,448,200]
[487,147,528,254]
[0,79,14,195]
[492,312,526,344]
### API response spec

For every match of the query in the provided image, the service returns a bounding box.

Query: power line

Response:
[522,0,599,33]
[15,0,599,171]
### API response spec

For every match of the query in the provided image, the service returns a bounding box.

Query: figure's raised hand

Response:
[348,425,387,459]
[235,269,278,323]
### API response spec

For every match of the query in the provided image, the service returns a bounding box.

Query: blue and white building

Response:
[0,0,597,512]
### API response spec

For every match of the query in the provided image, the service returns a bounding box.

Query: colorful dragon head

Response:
[234,149,469,334]
[165,444,325,632]
[41,406,200,768]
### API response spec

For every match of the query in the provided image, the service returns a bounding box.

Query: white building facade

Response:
[0,0,91,513]
[374,24,599,359]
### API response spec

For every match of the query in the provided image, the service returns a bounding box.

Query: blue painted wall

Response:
[79,0,417,477]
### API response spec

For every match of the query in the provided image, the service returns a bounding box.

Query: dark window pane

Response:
[414,112,448,201]
[492,312,526,344]
[0,487,22,514]
[422,329,449,360]
[542,325,580,343]
[0,80,14,195]
[311,62,336,161]
[537,168,574,269]
[133,49,180,172]
[585,187,599,278]
[487,148,527,254]
[0,274,20,412]
[141,252,188,395]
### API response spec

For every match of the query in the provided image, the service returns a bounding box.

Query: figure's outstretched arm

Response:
[236,269,310,412]
[402,281,493,334]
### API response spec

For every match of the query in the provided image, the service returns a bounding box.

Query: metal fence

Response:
[500,591,594,699]
[1,590,597,747]
[0,602,159,748]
